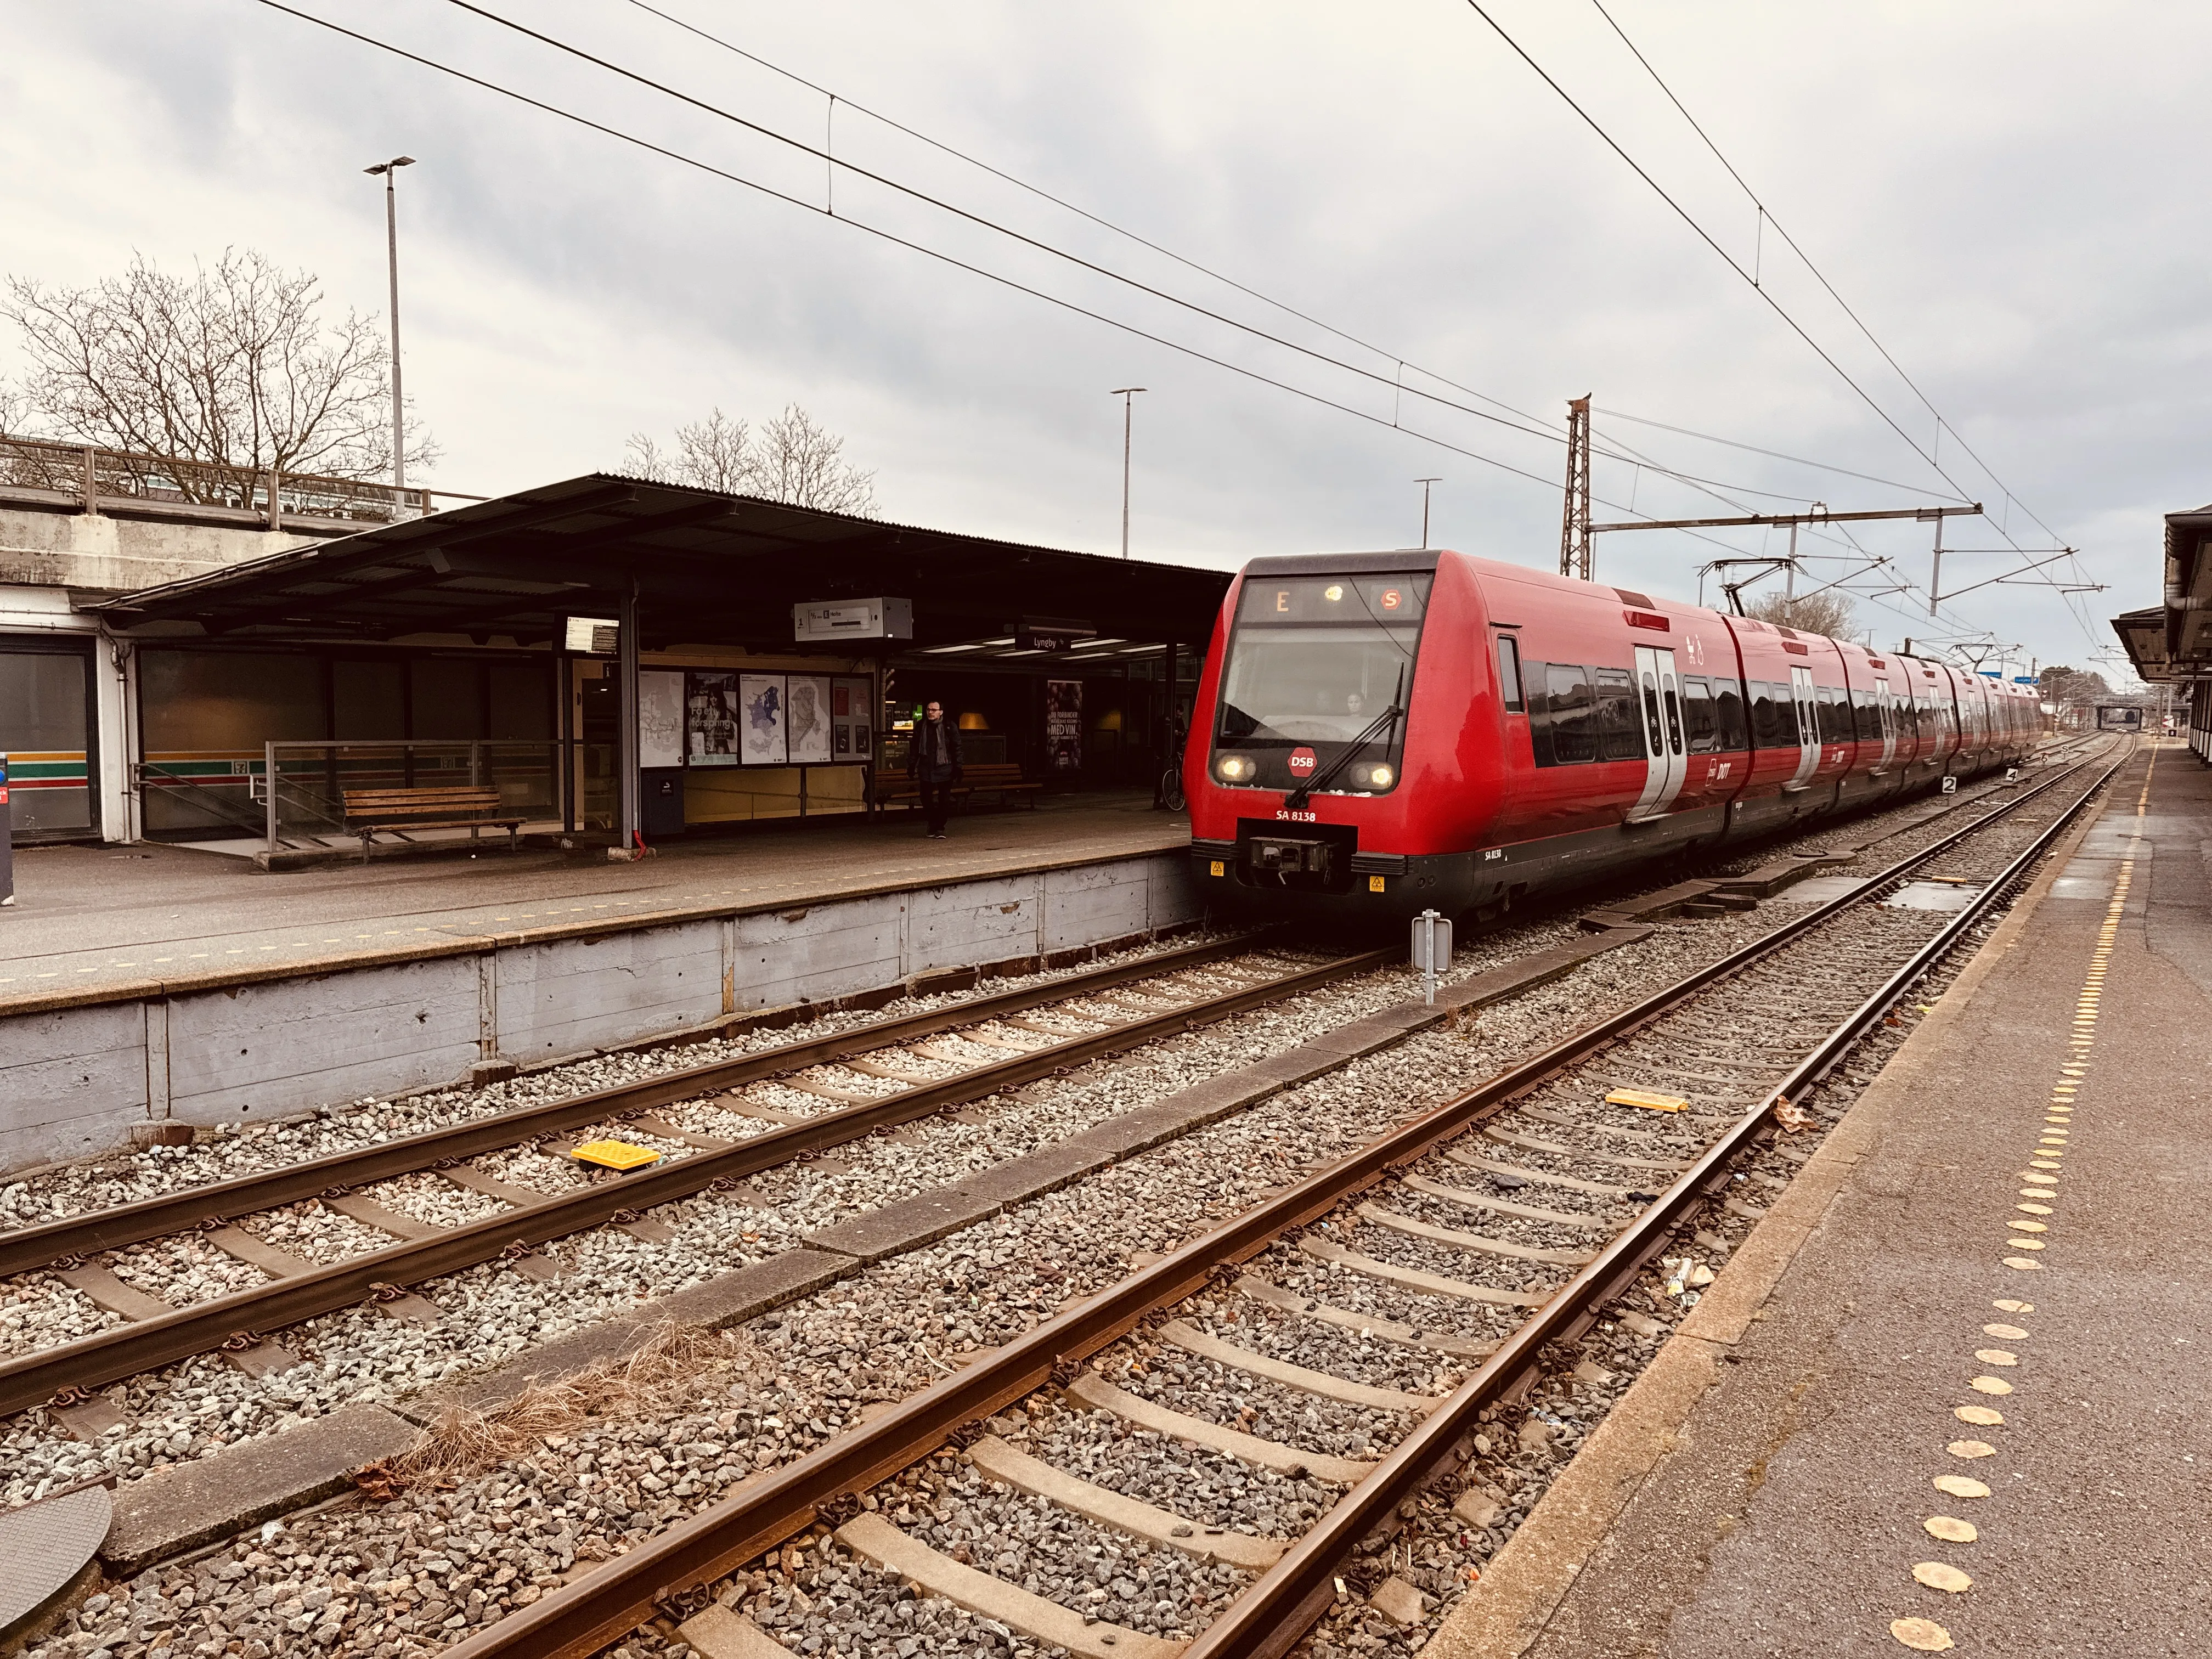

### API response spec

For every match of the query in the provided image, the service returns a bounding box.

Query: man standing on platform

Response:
[907,698,962,839]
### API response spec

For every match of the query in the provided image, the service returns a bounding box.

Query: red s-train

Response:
[1184,549,2039,928]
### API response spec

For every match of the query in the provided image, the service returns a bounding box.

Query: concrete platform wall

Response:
[0,850,1199,1173]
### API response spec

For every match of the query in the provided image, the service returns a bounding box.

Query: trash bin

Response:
[0,753,13,907]
[641,766,686,839]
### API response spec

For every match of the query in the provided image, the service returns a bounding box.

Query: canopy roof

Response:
[93,474,1233,653]
[2126,501,2212,682]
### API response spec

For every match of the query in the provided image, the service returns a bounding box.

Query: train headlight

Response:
[1214,753,1255,783]
[1365,763,1395,789]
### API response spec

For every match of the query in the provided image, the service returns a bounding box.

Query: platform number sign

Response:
[1288,746,1318,778]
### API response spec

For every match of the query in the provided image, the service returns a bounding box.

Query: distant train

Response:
[1184,549,2040,928]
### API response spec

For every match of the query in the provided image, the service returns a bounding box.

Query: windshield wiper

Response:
[1283,667,1404,811]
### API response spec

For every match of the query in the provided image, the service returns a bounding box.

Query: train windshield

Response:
[1211,574,1430,792]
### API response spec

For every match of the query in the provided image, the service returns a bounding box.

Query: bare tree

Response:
[755,404,876,515]
[622,402,876,516]
[1747,589,1857,640]
[1,249,432,489]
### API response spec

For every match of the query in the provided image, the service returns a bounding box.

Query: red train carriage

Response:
[1185,550,2036,929]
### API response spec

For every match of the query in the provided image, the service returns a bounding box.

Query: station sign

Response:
[1014,616,1097,652]
[794,597,913,642]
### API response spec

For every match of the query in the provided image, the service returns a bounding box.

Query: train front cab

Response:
[1186,551,1518,928]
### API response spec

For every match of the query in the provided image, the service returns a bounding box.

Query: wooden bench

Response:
[340,786,526,862]
[876,762,1043,812]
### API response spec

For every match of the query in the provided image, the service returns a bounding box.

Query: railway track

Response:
[0,936,1394,1419]
[397,745,2122,1659]
[0,746,2091,1442]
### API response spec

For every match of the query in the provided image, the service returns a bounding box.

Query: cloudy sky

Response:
[4,0,2202,678]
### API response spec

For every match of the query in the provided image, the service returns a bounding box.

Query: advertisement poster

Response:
[738,673,788,765]
[685,671,738,765]
[1046,679,1083,772]
[637,670,686,769]
[832,675,873,760]
[786,675,835,765]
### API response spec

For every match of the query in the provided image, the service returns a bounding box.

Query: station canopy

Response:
[2110,501,2212,683]
[92,473,1233,658]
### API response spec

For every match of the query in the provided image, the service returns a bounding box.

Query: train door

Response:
[1874,678,1899,772]
[1786,664,1820,790]
[1628,645,1688,820]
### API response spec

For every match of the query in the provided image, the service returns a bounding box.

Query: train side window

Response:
[1715,682,1749,751]
[1681,677,1719,753]
[1496,636,1525,713]
[1594,668,1643,761]
[1853,690,1880,742]
[1523,658,1552,764]
[1545,664,1598,764]
[1816,686,1849,744]
[1751,682,1792,749]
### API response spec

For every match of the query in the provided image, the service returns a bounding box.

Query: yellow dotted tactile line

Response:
[1889,742,2155,1652]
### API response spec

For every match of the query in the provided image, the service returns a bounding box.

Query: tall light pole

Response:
[363,155,416,490]
[1415,477,1441,549]
[1110,387,1145,559]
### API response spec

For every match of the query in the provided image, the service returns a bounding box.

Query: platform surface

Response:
[0,792,1184,1005]
[1432,738,2211,1657]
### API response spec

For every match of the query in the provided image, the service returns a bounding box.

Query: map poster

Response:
[1046,678,1082,772]
[637,670,686,769]
[787,675,835,765]
[686,670,738,765]
[738,673,788,765]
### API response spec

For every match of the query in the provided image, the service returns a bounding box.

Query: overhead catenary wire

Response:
[252,0,1872,564]
[1571,0,2105,649]
[244,1,1632,509]
[255,0,2048,658]
[616,0,1917,520]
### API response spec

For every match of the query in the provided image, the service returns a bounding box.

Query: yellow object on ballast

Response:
[1606,1088,1690,1114]
[571,1138,663,1171]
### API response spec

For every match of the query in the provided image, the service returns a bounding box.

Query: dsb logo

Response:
[1287,747,1318,776]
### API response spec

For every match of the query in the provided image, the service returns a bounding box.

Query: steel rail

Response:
[0,932,1269,1278]
[1184,750,2124,1657]
[0,945,1390,1418]
[435,751,2117,1659]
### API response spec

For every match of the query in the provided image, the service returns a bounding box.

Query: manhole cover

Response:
[0,1481,110,1633]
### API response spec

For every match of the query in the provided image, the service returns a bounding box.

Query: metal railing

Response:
[251,739,595,856]
[0,430,484,526]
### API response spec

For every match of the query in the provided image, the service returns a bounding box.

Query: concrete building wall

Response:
[0,505,334,843]
[0,849,1204,1172]
[0,504,320,593]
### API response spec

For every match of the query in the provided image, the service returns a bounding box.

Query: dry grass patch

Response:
[358,1322,757,1494]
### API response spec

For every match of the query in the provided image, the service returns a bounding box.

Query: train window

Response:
[1496,636,1525,713]
[1640,672,1664,756]
[1594,668,1642,761]
[1853,691,1880,742]
[1544,664,1598,765]
[1815,686,1849,744]
[1750,682,1793,749]
[1681,678,1719,753]
[1715,683,1748,751]
[1663,684,1685,755]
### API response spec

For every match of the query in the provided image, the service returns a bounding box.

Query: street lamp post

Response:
[1110,387,1146,559]
[363,155,416,492]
